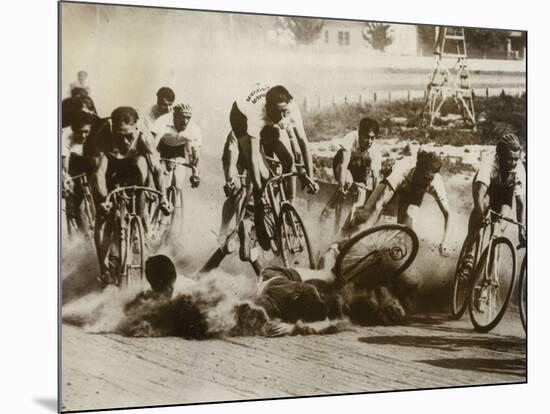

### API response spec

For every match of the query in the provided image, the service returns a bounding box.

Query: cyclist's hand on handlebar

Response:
[306,178,319,195]
[438,243,449,257]
[159,195,173,216]
[189,175,200,188]
[518,229,527,246]
[223,179,236,197]
[99,201,113,215]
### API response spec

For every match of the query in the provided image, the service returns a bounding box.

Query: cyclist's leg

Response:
[126,155,152,236]
[237,134,270,250]
[68,155,87,233]
[264,126,297,204]
[170,157,186,240]
[219,133,242,239]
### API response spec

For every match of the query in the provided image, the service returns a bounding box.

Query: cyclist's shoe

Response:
[460,253,475,278]
[238,219,253,262]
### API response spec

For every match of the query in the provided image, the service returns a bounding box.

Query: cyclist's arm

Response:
[290,104,315,178]
[431,174,452,248]
[295,129,314,178]
[222,134,237,185]
[472,180,489,218]
[246,135,264,195]
[435,195,451,248]
[61,155,69,175]
[335,149,351,189]
[351,181,394,229]
[90,153,109,201]
[516,194,525,236]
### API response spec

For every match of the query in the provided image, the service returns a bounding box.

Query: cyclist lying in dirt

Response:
[252,239,418,336]
[118,223,419,338]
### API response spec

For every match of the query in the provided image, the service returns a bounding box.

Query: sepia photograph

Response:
[59,1,527,412]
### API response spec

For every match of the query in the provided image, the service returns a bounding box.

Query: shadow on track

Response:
[417,357,526,377]
[358,334,526,354]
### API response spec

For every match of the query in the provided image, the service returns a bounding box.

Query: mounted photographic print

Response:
[59,1,527,412]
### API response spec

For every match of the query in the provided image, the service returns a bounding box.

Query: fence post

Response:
[486,88,489,98]
[344,95,348,105]
[407,90,411,101]
[359,94,362,105]
[373,92,377,103]
[332,95,336,107]
[317,95,321,109]
[388,91,392,102]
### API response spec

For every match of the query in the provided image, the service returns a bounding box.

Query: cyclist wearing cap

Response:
[320,117,382,221]
[143,87,175,132]
[89,106,167,282]
[151,103,201,186]
[150,103,202,239]
[61,110,98,233]
[460,133,526,275]
[222,83,318,250]
[348,151,452,256]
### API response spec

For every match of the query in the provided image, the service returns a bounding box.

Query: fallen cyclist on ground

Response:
[251,240,419,337]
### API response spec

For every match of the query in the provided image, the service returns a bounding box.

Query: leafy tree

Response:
[277,17,324,45]
[463,28,510,58]
[362,22,393,51]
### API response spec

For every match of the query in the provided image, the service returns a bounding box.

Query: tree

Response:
[362,22,393,51]
[463,28,510,58]
[417,25,436,54]
[277,17,324,45]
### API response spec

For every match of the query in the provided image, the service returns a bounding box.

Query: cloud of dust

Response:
[62,265,265,338]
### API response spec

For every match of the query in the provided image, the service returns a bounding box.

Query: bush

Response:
[303,94,526,148]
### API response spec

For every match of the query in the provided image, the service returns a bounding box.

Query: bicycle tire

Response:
[519,256,526,332]
[450,235,478,320]
[469,237,516,333]
[116,214,127,287]
[65,197,80,239]
[124,216,145,288]
[277,203,315,269]
[335,224,419,286]
[82,189,96,237]
[334,195,344,235]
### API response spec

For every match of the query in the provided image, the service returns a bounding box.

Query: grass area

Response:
[303,93,526,148]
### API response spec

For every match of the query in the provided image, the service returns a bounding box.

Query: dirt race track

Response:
[61,312,525,412]
[61,153,526,412]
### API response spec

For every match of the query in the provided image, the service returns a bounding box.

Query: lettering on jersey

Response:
[246,85,270,105]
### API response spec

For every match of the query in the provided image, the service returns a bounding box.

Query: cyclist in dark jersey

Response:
[89,106,167,283]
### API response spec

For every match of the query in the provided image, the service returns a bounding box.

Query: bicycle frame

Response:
[472,209,525,316]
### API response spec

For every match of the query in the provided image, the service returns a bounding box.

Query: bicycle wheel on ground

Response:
[335,224,419,287]
[450,236,477,320]
[469,237,516,333]
[277,203,314,269]
[122,217,145,289]
[519,257,526,331]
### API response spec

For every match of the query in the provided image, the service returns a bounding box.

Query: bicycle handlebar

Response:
[104,186,164,204]
[69,173,88,181]
[160,158,195,169]
[487,209,526,232]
